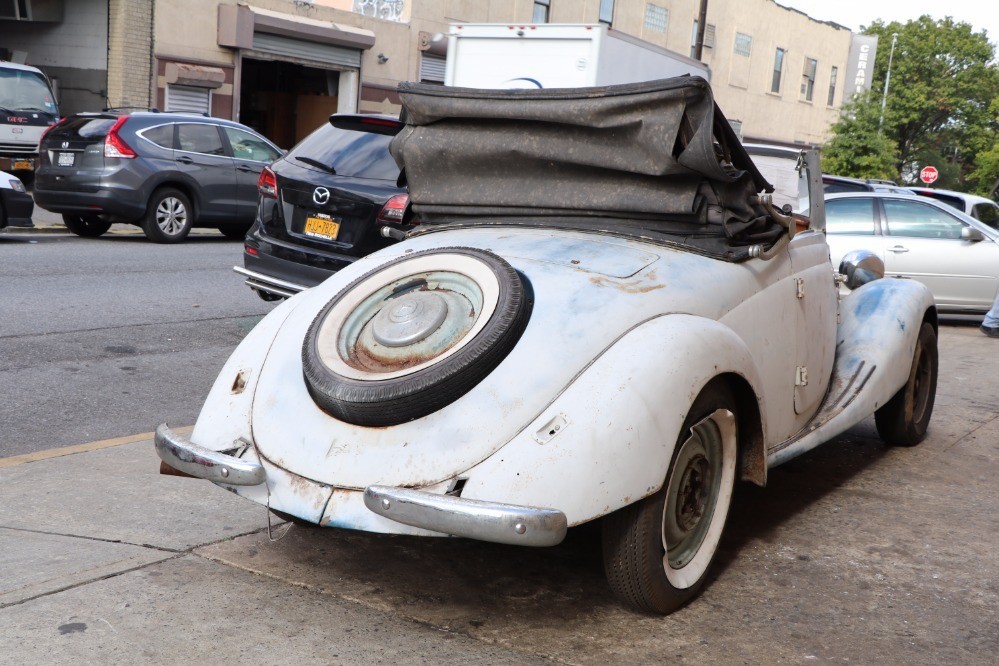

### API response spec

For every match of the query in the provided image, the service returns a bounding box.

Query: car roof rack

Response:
[101,106,161,113]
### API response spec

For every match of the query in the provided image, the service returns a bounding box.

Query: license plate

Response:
[304,213,340,241]
[13,159,34,170]
[56,153,74,167]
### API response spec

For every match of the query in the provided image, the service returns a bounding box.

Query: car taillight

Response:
[39,119,61,145]
[376,194,409,224]
[258,166,277,199]
[103,116,136,159]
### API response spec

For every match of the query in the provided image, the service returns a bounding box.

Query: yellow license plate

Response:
[304,214,340,241]
[12,160,33,171]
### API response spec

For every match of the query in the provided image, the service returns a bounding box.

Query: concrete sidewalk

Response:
[1,325,996,664]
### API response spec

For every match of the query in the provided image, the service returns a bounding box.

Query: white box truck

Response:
[444,23,710,89]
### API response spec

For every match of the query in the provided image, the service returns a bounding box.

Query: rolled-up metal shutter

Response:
[419,53,446,83]
[252,32,361,69]
[166,84,211,114]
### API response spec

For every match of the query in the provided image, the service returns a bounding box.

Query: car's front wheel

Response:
[875,321,938,446]
[603,379,738,614]
[63,214,112,238]
[142,188,193,243]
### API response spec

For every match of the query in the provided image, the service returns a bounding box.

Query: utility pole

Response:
[879,33,898,129]
[694,0,708,61]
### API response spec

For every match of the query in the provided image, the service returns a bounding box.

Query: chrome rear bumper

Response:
[233,266,307,299]
[154,424,265,486]
[364,485,568,547]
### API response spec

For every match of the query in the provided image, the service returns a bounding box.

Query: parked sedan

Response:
[34,111,283,243]
[825,192,999,313]
[235,115,411,301]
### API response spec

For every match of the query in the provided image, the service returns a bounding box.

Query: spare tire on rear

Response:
[302,247,531,427]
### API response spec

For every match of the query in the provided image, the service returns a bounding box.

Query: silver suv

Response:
[34,111,283,243]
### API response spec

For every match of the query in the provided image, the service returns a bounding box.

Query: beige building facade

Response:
[4,0,874,149]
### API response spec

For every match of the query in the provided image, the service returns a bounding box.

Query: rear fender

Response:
[462,314,766,525]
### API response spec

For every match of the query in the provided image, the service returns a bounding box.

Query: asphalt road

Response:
[0,226,274,457]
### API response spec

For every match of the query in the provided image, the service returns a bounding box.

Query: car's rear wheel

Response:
[142,188,193,243]
[302,247,531,427]
[218,223,251,240]
[875,321,937,446]
[63,214,112,238]
[603,379,738,614]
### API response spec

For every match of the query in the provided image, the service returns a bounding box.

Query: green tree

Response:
[823,16,999,190]
[821,90,898,179]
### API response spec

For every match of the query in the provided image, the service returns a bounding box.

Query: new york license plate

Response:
[304,213,340,241]
[57,152,74,167]
[12,159,34,170]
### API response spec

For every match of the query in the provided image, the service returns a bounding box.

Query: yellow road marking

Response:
[0,426,194,469]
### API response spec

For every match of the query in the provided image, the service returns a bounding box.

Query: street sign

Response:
[920,165,939,184]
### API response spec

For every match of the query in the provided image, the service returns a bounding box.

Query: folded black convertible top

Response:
[390,76,781,260]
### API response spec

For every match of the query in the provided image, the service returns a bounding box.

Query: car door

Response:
[823,196,887,271]
[880,197,999,311]
[221,126,282,222]
[174,122,237,221]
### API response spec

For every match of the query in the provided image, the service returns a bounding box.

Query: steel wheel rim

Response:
[663,418,723,570]
[156,197,187,235]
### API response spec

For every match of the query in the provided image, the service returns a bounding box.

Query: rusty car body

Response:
[156,77,938,614]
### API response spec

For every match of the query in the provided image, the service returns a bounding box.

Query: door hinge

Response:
[795,366,808,386]
[795,278,805,299]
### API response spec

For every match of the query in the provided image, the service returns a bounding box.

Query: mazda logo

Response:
[313,187,331,205]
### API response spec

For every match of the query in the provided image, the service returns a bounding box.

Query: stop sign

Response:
[920,166,939,184]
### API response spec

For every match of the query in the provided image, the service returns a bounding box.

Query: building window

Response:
[771,47,785,93]
[532,0,549,23]
[599,0,614,25]
[801,57,817,101]
[729,119,743,140]
[690,21,715,58]
[827,66,838,106]
[734,32,752,57]
[644,3,668,33]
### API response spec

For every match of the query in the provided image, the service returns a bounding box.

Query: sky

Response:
[776,0,999,46]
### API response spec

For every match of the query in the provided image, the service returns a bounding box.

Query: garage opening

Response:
[239,58,341,150]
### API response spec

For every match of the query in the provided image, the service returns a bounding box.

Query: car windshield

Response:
[286,123,399,181]
[0,69,57,115]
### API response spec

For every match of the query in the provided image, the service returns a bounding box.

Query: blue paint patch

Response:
[849,280,888,319]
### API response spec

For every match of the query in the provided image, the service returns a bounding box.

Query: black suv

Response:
[236,115,412,300]
[34,111,283,243]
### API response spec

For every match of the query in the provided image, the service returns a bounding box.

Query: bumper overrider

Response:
[153,424,568,547]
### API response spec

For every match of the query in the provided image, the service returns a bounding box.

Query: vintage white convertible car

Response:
[156,77,938,614]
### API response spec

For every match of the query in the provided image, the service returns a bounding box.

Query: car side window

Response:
[222,127,281,163]
[824,198,876,235]
[883,199,965,240]
[972,202,998,228]
[176,123,225,156]
[141,124,175,149]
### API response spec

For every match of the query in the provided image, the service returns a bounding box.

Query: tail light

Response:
[376,193,410,224]
[103,116,136,159]
[39,118,61,145]
[257,166,277,199]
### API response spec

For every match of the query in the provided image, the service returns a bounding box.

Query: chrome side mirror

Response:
[961,226,985,242]
[838,249,885,290]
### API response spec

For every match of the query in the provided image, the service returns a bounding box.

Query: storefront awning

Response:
[218,4,375,53]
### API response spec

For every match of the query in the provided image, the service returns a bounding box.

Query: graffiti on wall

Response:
[353,0,407,22]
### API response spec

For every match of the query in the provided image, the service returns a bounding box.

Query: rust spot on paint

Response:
[588,271,664,294]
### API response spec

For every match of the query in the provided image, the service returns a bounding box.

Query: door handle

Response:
[236,164,255,172]
[175,155,193,164]
[887,245,909,253]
